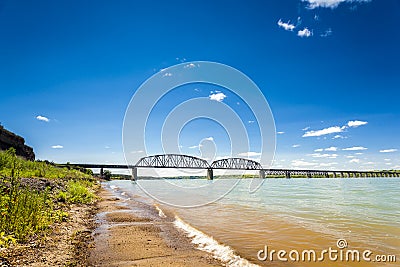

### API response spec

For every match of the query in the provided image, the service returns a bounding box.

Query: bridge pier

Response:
[285,171,291,179]
[259,170,265,179]
[207,168,213,180]
[100,167,104,178]
[307,171,312,178]
[131,167,137,181]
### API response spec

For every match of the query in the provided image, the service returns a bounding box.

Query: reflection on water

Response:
[108,178,400,266]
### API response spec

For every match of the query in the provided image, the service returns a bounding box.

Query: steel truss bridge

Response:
[59,154,399,180]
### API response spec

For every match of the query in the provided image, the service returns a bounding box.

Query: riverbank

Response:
[88,186,221,266]
[0,196,96,266]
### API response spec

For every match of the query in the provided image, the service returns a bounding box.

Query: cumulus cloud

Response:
[131,150,144,154]
[36,115,49,122]
[184,63,197,68]
[379,149,397,153]
[277,19,295,31]
[302,0,371,9]
[298,28,312,37]
[349,158,360,163]
[162,72,172,77]
[302,127,310,131]
[325,146,338,151]
[277,131,285,134]
[291,160,317,167]
[309,153,338,158]
[347,120,368,127]
[333,135,345,139]
[342,146,367,151]
[238,152,261,157]
[321,28,333,37]
[209,92,227,102]
[189,145,202,149]
[51,145,63,149]
[303,126,344,137]
[314,148,323,152]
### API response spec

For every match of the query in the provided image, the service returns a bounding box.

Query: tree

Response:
[103,170,112,180]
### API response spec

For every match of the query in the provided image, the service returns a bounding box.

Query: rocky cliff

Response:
[0,125,35,160]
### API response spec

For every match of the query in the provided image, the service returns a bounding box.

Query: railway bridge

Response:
[58,154,399,180]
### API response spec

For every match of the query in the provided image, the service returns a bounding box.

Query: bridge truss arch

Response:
[135,154,211,169]
[211,158,262,170]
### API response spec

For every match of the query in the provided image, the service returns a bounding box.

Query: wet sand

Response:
[88,187,221,267]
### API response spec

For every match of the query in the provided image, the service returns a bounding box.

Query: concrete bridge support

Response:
[132,167,138,181]
[259,170,265,179]
[285,171,291,179]
[100,167,104,178]
[207,168,213,180]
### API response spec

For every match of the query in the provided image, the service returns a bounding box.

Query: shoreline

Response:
[88,184,222,266]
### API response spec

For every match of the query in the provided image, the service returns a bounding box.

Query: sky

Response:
[0,0,399,172]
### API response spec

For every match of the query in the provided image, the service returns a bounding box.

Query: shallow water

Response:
[107,178,400,266]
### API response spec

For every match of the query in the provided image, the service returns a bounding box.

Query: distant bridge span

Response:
[58,153,400,180]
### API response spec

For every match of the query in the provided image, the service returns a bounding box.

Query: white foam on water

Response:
[110,185,118,190]
[154,204,167,218]
[173,216,260,267]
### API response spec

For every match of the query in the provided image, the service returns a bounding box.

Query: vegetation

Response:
[0,148,96,248]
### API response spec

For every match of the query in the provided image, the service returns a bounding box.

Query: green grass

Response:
[57,180,96,204]
[0,148,96,247]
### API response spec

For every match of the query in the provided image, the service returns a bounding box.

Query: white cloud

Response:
[347,120,368,127]
[355,152,363,155]
[104,146,111,149]
[238,152,261,157]
[333,135,345,139]
[162,72,172,77]
[342,146,367,151]
[302,127,310,131]
[277,19,295,31]
[184,63,196,69]
[321,28,333,37]
[277,131,285,134]
[36,115,49,122]
[51,145,63,149]
[303,126,343,137]
[325,146,338,151]
[130,150,144,154]
[189,145,202,149]
[386,162,392,165]
[292,144,300,148]
[302,0,371,9]
[204,137,214,141]
[346,155,355,158]
[363,162,374,165]
[291,160,317,167]
[314,148,323,152]
[384,159,391,161]
[319,162,338,167]
[309,153,338,158]
[379,149,397,153]
[349,158,360,163]
[209,92,227,102]
[298,28,312,37]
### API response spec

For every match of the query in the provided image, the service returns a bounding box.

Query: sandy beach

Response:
[88,187,221,267]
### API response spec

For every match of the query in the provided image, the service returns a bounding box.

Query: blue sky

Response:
[0,0,399,171]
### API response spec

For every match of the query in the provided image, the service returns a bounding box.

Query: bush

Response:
[57,180,96,204]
